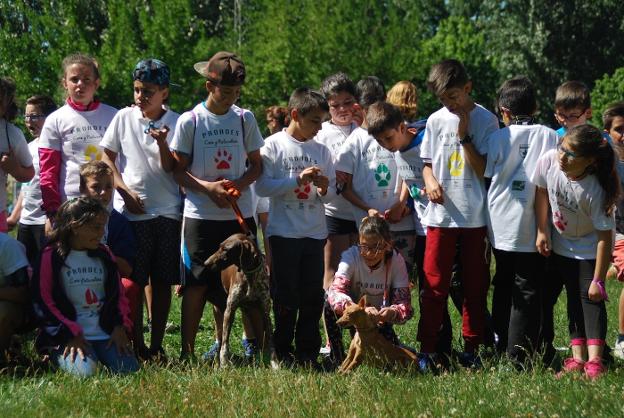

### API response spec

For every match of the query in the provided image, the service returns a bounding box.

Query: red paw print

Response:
[294,184,311,199]
[214,149,232,169]
[85,289,98,305]
[553,211,567,231]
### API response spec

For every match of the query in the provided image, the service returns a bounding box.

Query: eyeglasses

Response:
[358,243,384,256]
[24,114,45,122]
[329,99,355,110]
[555,109,586,122]
[557,143,579,160]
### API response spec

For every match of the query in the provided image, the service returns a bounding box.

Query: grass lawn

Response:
[2,270,624,417]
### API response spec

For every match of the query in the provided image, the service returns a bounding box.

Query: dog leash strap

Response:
[222,180,255,238]
[382,256,391,308]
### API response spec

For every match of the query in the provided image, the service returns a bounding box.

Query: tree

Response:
[591,67,624,128]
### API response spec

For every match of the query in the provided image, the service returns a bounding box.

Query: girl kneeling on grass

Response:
[324,216,413,367]
[32,197,138,377]
[533,125,619,380]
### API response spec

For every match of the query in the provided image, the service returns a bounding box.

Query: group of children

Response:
[1,51,624,380]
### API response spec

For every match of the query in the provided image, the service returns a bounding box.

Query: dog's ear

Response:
[358,296,367,308]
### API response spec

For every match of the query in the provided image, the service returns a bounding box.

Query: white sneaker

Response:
[614,338,624,360]
[319,344,331,355]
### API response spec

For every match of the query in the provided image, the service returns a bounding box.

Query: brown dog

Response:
[204,233,278,369]
[336,297,418,372]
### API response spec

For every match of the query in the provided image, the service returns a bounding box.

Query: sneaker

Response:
[319,343,331,355]
[417,353,438,374]
[584,358,606,380]
[613,337,624,360]
[241,338,259,359]
[556,357,585,377]
[201,341,221,362]
[457,352,482,370]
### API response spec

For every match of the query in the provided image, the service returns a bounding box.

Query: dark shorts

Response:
[17,223,45,267]
[325,215,358,235]
[181,216,257,288]
[130,216,182,287]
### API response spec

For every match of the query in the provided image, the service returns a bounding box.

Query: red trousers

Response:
[417,226,490,353]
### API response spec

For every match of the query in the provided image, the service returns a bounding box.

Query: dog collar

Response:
[243,261,264,275]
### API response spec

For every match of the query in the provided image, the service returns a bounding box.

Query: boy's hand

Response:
[63,335,90,362]
[298,166,322,185]
[385,201,409,223]
[367,208,381,218]
[456,108,471,141]
[120,189,146,214]
[203,179,231,208]
[535,231,551,257]
[0,149,18,175]
[149,125,170,144]
[424,177,444,204]
[107,325,133,356]
[312,174,329,195]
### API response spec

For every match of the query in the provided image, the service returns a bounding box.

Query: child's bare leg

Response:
[572,344,588,362]
[181,285,208,356]
[149,282,171,351]
[144,282,153,323]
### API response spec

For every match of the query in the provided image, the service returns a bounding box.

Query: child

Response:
[386,80,419,122]
[315,72,359,291]
[255,87,334,367]
[0,232,30,364]
[337,76,416,272]
[533,125,619,379]
[602,102,624,359]
[484,77,558,364]
[325,216,412,366]
[0,77,35,232]
[39,53,117,227]
[170,51,264,359]
[7,95,57,266]
[32,197,138,377]
[100,59,180,361]
[265,105,289,135]
[418,59,499,368]
[553,81,592,137]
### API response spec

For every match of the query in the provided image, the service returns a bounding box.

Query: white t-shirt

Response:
[314,121,357,220]
[255,130,335,239]
[100,106,181,221]
[0,233,29,287]
[60,250,108,340]
[419,104,498,228]
[0,119,33,212]
[332,246,409,309]
[485,124,558,252]
[395,136,428,236]
[38,103,117,201]
[170,103,264,220]
[19,139,46,225]
[531,149,615,259]
[335,127,414,232]
[615,159,624,240]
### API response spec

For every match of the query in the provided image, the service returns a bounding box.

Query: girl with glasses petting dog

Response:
[324,216,413,369]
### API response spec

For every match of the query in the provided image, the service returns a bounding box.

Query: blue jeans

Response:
[55,338,139,377]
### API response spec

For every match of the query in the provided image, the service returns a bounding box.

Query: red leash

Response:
[223,181,255,239]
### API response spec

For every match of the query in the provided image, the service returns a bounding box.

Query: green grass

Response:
[2,278,624,417]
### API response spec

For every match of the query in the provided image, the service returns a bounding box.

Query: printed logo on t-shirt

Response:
[84,144,102,161]
[374,163,391,187]
[448,150,464,176]
[85,288,99,305]
[294,183,311,199]
[553,211,568,231]
[519,144,529,159]
[214,148,233,170]
[511,180,525,191]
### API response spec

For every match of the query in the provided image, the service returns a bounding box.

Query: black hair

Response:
[25,95,57,116]
[355,76,385,108]
[359,216,394,262]
[554,80,591,111]
[496,76,536,118]
[48,197,109,259]
[564,124,620,215]
[426,59,469,96]
[320,72,356,100]
[367,102,404,138]
[288,87,329,116]
[603,102,624,130]
[0,77,19,121]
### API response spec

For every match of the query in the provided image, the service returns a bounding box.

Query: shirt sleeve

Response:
[254,141,299,197]
[0,237,29,283]
[334,137,356,175]
[588,187,616,231]
[484,131,501,179]
[530,152,552,188]
[99,111,122,153]
[318,146,336,203]
[241,110,264,154]
[169,111,196,156]
[326,248,356,316]
[8,125,33,168]
[419,120,434,163]
[474,112,499,156]
[387,252,413,324]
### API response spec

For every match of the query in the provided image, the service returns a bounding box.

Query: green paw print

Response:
[374,163,391,187]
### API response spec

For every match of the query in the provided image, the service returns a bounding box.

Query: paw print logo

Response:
[374,163,391,187]
[85,289,98,305]
[294,183,311,199]
[214,148,232,170]
[84,144,101,161]
[553,211,568,231]
[448,151,464,177]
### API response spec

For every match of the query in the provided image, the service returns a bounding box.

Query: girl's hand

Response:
[588,280,608,302]
[378,307,398,323]
[107,325,133,356]
[298,166,321,185]
[63,335,90,362]
[364,306,380,322]
[536,231,551,257]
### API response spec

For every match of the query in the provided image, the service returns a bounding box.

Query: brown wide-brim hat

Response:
[193,51,246,86]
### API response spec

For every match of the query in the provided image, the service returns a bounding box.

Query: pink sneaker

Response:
[584,358,606,380]
[556,357,585,378]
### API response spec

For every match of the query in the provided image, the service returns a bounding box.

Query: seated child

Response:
[32,197,138,377]
[325,216,412,366]
[0,232,30,364]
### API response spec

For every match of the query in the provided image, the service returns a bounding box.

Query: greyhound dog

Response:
[204,233,279,369]
[336,297,418,373]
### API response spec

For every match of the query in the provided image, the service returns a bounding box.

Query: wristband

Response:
[591,278,608,301]
[459,134,473,145]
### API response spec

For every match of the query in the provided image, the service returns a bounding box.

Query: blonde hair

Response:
[386,80,418,121]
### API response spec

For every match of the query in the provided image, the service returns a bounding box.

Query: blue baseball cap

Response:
[132,59,171,86]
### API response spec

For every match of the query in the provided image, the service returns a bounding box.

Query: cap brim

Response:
[193,61,209,77]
